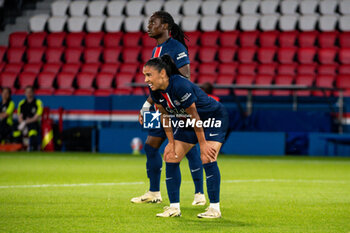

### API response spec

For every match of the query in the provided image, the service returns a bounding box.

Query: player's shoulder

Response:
[171,74,192,88]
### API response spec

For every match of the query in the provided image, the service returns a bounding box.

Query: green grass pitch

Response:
[0,153,349,233]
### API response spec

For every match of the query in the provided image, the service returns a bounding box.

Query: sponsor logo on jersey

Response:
[177,52,187,60]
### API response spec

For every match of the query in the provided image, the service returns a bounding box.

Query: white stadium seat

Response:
[319,0,339,15]
[281,0,299,15]
[201,16,219,31]
[88,1,107,17]
[29,14,49,32]
[298,15,319,31]
[339,15,350,31]
[319,15,338,31]
[240,15,260,31]
[67,16,87,32]
[201,1,220,16]
[144,1,164,16]
[48,16,67,32]
[125,0,144,16]
[219,15,239,31]
[107,1,126,16]
[260,14,279,31]
[69,1,88,16]
[300,0,319,15]
[86,16,105,32]
[181,16,201,32]
[105,16,124,32]
[340,0,350,15]
[183,0,201,16]
[221,0,240,15]
[241,0,260,15]
[163,0,183,16]
[124,16,144,32]
[260,0,279,15]
[279,15,299,31]
[51,0,70,16]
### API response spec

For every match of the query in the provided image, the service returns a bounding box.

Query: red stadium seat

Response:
[297,47,317,64]
[42,63,62,74]
[295,74,315,96]
[66,32,85,47]
[4,63,23,74]
[297,64,317,75]
[119,63,139,74]
[0,46,6,62]
[298,31,318,47]
[45,47,64,63]
[47,32,66,48]
[96,72,114,89]
[23,63,42,74]
[198,62,218,75]
[141,47,155,62]
[218,62,238,75]
[257,64,277,75]
[100,63,119,74]
[81,63,100,74]
[220,31,239,47]
[318,48,338,64]
[133,73,147,94]
[235,74,254,96]
[35,89,54,95]
[319,32,338,48]
[218,47,236,63]
[238,63,256,75]
[339,48,350,64]
[123,32,142,47]
[277,47,296,64]
[115,72,133,91]
[133,87,147,95]
[272,75,294,96]
[335,75,350,96]
[104,32,123,48]
[197,74,216,84]
[313,75,335,96]
[142,33,156,47]
[0,72,17,88]
[277,64,297,75]
[103,47,122,63]
[253,74,274,96]
[7,47,25,63]
[26,47,45,63]
[213,74,235,95]
[238,47,256,63]
[339,65,350,75]
[27,32,47,48]
[9,32,28,47]
[190,62,198,75]
[61,63,81,75]
[188,46,199,62]
[200,31,220,46]
[55,72,75,94]
[186,31,201,47]
[0,63,5,73]
[84,47,102,63]
[257,47,276,64]
[239,31,259,47]
[259,31,279,47]
[339,32,350,48]
[75,72,95,94]
[37,72,56,89]
[278,31,298,47]
[318,64,338,75]
[64,47,83,63]
[85,32,104,47]
[18,72,37,89]
[122,47,141,63]
[198,46,217,62]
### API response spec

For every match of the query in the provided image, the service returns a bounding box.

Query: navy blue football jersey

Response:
[152,38,190,68]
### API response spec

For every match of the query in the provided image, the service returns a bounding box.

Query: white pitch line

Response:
[0,179,348,189]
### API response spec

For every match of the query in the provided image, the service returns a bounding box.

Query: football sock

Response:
[209,203,220,212]
[203,161,221,203]
[170,203,180,210]
[166,162,181,203]
[145,144,163,192]
[186,145,204,194]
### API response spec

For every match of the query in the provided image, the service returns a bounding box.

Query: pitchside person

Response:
[131,11,206,205]
[0,88,15,143]
[144,55,229,218]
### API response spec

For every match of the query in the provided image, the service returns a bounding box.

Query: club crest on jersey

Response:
[174,100,181,106]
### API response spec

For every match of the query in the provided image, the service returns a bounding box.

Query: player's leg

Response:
[157,140,194,217]
[131,134,165,204]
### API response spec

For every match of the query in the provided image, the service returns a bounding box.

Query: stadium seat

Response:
[26,47,45,63]
[51,1,70,16]
[234,75,255,96]
[339,48,350,64]
[319,15,338,32]
[141,47,154,62]
[123,32,142,47]
[7,47,25,63]
[339,15,350,31]
[259,31,279,47]
[125,0,144,16]
[201,16,220,32]
[339,0,350,15]
[85,32,104,48]
[336,75,350,96]
[47,32,66,47]
[115,72,133,93]
[37,72,56,92]
[0,46,6,62]
[299,15,319,31]
[277,64,297,75]
[23,63,42,74]
[260,0,279,14]
[320,0,338,15]
[55,72,75,94]
[61,63,81,75]
[297,47,317,64]
[122,47,141,63]
[84,47,102,63]
[45,47,64,63]
[42,63,62,74]
[220,31,239,47]
[238,63,257,75]
[240,15,260,31]
[278,31,298,47]
[190,62,198,76]
[75,72,95,95]
[104,32,123,48]
[200,31,220,46]
[4,63,23,74]
[100,63,119,75]
[319,32,338,48]
[81,63,100,74]
[163,0,182,16]
[298,64,317,75]
[107,1,126,16]
[29,14,49,32]
[0,63,4,73]
[66,32,85,48]
[277,47,296,64]
[124,16,144,32]
[339,32,350,48]
[218,62,238,75]
[69,1,88,16]
[313,75,335,96]
[257,47,276,64]
[198,62,218,75]
[300,0,319,14]
[27,32,46,48]
[213,74,235,96]
[241,0,260,14]
[142,33,156,47]
[260,15,279,31]
[187,46,197,63]
[183,0,201,16]
[239,31,259,47]
[119,63,139,74]
[220,0,240,15]
[253,74,274,96]
[257,63,277,76]
[238,47,256,63]
[279,15,298,31]
[281,0,299,14]
[9,32,28,47]
[18,72,37,89]
[218,47,236,63]
[0,72,17,89]
[96,72,114,90]
[88,1,107,17]
[338,64,350,75]
[298,31,319,47]
[67,16,87,33]
[197,74,217,84]
[105,16,124,32]
[144,1,163,16]
[318,48,338,64]
[48,16,67,33]
[295,74,315,96]
[219,15,240,31]
[64,48,83,63]
[317,64,338,75]
[198,46,217,63]
[181,16,201,32]
[272,75,294,96]
[86,17,105,33]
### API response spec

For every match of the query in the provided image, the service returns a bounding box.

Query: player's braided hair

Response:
[145,54,182,77]
[153,11,188,50]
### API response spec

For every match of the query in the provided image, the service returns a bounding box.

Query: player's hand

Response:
[138,111,143,125]
[164,143,177,161]
[200,142,217,163]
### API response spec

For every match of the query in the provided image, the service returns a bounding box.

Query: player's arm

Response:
[139,96,155,125]
[0,101,15,119]
[185,103,216,162]
[25,100,43,124]
[17,100,24,123]
[179,64,191,80]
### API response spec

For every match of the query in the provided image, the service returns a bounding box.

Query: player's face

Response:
[143,65,167,91]
[147,15,165,38]
[1,89,10,101]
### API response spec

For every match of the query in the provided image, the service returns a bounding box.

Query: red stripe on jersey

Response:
[161,93,175,109]
[153,46,162,58]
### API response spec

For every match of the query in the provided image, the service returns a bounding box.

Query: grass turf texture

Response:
[0,153,349,233]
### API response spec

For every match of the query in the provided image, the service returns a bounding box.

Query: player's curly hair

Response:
[145,54,182,77]
[152,11,188,50]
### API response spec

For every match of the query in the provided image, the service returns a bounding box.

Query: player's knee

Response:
[145,136,164,149]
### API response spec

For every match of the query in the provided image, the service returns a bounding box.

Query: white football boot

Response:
[197,207,221,219]
[156,206,181,217]
[192,193,206,206]
[130,191,162,203]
